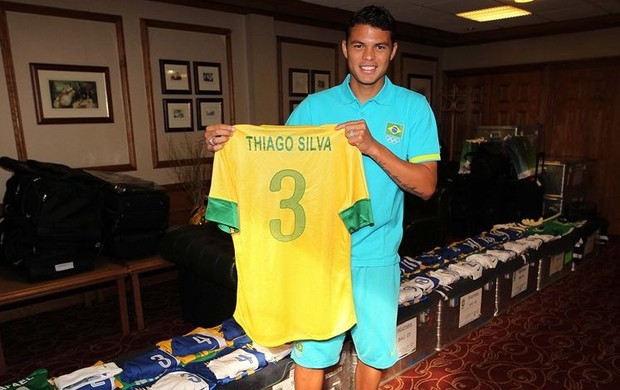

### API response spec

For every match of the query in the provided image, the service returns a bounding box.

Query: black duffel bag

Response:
[0,157,105,245]
[0,218,96,280]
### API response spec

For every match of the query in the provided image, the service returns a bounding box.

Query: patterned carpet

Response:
[1,239,619,389]
[0,275,195,385]
[381,238,620,390]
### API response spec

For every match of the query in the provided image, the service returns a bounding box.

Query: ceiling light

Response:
[457,5,531,22]
[515,0,534,3]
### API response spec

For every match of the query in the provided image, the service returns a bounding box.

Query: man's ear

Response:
[390,41,398,61]
[341,40,348,59]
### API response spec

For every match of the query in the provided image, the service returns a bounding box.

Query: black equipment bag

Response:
[0,218,96,281]
[0,157,104,280]
[87,170,170,259]
[0,157,105,245]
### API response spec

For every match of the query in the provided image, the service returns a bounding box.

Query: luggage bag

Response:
[87,171,170,259]
[0,157,104,280]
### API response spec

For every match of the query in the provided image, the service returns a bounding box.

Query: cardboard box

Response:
[436,277,497,350]
[495,259,539,315]
[573,228,600,267]
[537,251,573,290]
[269,342,352,390]
[380,301,440,384]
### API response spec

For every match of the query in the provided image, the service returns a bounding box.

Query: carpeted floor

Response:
[1,239,619,389]
[380,238,620,390]
[0,275,195,385]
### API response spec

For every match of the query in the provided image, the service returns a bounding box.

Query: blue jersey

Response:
[287,75,440,266]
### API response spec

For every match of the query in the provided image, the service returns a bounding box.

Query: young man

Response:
[205,5,440,389]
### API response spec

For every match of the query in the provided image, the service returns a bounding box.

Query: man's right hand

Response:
[205,124,235,152]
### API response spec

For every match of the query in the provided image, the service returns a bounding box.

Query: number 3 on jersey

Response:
[269,169,306,242]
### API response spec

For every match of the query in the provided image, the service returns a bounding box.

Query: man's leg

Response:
[355,360,382,390]
[350,264,401,390]
[294,365,324,390]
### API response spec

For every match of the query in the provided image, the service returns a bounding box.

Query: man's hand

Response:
[336,120,378,155]
[205,124,235,152]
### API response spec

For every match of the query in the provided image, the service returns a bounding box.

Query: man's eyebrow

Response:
[349,39,390,46]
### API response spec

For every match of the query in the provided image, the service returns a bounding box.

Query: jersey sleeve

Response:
[205,150,240,233]
[408,96,441,164]
[339,138,374,233]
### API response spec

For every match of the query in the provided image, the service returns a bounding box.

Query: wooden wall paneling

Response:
[164,183,198,227]
[441,76,485,160]
[546,59,620,235]
[443,57,620,235]
[603,67,620,235]
[487,70,543,127]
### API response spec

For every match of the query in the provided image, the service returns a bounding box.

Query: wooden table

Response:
[117,255,176,331]
[0,259,129,372]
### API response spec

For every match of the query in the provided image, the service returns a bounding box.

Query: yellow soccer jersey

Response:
[206,124,373,347]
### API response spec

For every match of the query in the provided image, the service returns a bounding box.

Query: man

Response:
[205,5,440,389]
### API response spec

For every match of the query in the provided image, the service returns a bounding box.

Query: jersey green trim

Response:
[340,198,374,233]
[409,153,441,164]
[206,197,240,233]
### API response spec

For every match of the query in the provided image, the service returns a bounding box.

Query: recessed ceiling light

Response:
[515,0,534,3]
[457,5,531,22]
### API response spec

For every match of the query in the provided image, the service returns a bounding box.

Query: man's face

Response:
[342,24,397,89]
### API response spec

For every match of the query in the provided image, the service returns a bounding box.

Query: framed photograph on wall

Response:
[160,59,191,94]
[29,63,113,124]
[163,98,193,132]
[289,68,309,96]
[194,62,222,94]
[196,98,223,129]
[408,74,433,104]
[311,70,330,93]
[289,99,302,116]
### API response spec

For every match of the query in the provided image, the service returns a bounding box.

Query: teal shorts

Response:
[291,263,400,369]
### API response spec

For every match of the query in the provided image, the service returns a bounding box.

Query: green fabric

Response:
[1,368,53,390]
[205,196,239,233]
[340,199,374,234]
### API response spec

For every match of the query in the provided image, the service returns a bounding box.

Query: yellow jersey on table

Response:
[206,124,373,347]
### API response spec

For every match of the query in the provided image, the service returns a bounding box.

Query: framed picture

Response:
[194,62,222,94]
[408,74,433,104]
[196,98,223,129]
[160,59,191,94]
[289,68,309,96]
[29,63,113,124]
[311,70,331,93]
[289,99,302,116]
[163,98,193,132]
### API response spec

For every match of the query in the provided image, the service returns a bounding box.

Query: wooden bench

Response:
[115,255,176,331]
[0,259,130,373]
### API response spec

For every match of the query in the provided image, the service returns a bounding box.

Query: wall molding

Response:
[0,1,136,171]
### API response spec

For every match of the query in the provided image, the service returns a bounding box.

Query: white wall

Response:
[1,0,617,203]
[0,0,252,197]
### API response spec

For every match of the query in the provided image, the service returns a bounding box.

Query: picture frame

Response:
[289,68,309,96]
[160,59,191,94]
[289,99,302,116]
[163,98,193,132]
[196,98,223,129]
[29,63,113,124]
[311,70,331,93]
[408,74,433,104]
[194,62,222,94]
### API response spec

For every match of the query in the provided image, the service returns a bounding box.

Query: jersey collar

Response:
[339,74,393,107]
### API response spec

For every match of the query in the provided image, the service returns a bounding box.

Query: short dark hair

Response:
[346,5,396,42]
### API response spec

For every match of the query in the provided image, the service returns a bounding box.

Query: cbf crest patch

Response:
[385,123,404,144]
